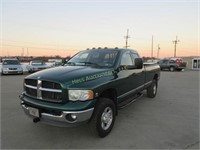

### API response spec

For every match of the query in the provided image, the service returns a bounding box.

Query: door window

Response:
[120,52,133,66]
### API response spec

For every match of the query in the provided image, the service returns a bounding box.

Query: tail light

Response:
[176,59,182,66]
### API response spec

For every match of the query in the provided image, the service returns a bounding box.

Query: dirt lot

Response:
[0,71,199,149]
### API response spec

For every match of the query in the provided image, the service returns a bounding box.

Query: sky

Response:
[1,0,199,58]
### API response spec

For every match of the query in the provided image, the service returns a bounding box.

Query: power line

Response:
[1,39,71,48]
[2,44,76,51]
[172,36,180,57]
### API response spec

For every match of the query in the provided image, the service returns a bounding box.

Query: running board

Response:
[118,93,143,109]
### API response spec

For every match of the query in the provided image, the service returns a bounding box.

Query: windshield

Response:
[3,60,20,65]
[31,61,45,66]
[66,50,118,67]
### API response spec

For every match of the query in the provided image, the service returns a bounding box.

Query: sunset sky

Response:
[1,0,199,58]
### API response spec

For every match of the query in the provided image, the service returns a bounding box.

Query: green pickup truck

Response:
[20,48,160,137]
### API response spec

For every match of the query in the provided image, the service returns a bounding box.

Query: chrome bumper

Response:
[21,102,94,127]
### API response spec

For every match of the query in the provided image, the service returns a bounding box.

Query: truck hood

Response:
[25,66,113,84]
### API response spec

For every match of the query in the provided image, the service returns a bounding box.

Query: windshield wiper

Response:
[78,62,100,67]
[65,62,76,66]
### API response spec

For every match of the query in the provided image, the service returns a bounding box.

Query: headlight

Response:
[3,68,9,71]
[68,90,94,101]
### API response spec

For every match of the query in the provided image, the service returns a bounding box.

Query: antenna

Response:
[124,29,130,48]
[172,36,180,57]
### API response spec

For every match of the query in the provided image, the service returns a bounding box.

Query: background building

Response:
[182,56,200,70]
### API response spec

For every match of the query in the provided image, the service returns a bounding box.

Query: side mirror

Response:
[135,58,143,69]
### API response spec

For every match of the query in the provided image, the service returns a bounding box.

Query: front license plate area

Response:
[29,107,40,118]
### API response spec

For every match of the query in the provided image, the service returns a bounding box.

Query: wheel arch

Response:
[153,73,159,81]
[98,88,118,115]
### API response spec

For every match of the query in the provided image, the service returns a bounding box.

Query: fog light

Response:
[71,114,77,120]
[65,114,77,122]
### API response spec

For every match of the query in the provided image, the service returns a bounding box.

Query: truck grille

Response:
[24,79,62,103]
[25,79,37,86]
[9,68,17,70]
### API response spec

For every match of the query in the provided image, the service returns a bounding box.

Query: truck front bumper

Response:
[21,101,94,127]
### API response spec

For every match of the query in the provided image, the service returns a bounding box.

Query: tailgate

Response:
[179,62,187,67]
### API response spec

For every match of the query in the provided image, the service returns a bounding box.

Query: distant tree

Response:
[53,55,60,58]
[66,56,71,59]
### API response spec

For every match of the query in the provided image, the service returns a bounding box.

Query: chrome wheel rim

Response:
[101,107,113,130]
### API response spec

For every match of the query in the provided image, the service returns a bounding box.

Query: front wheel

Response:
[89,98,116,137]
[147,80,158,98]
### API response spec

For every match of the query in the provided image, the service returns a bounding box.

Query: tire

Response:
[177,69,182,72]
[89,98,116,138]
[169,66,175,72]
[147,80,158,98]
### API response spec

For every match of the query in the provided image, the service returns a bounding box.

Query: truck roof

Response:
[86,47,138,53]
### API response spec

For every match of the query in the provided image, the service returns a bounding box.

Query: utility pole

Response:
[151,35,154,59]
[172,36,180,57]
[157,44,160,58]
[27,48,29,57]
[7,49,9,57]
[124,29,130,48]
[21,48,24,57]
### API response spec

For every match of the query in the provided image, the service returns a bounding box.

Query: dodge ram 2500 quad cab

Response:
[20,48,160,137]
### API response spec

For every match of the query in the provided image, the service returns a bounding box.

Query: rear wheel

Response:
[89,98,116,137]
[147,80,158,98]
[177,69,182,71]
[169,66,175,72]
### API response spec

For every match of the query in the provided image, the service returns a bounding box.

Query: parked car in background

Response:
[1,58,23,75]
[54,61,63,66]
[159,58,186,71]
[48,59,63,67]
[27,60,50,73]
